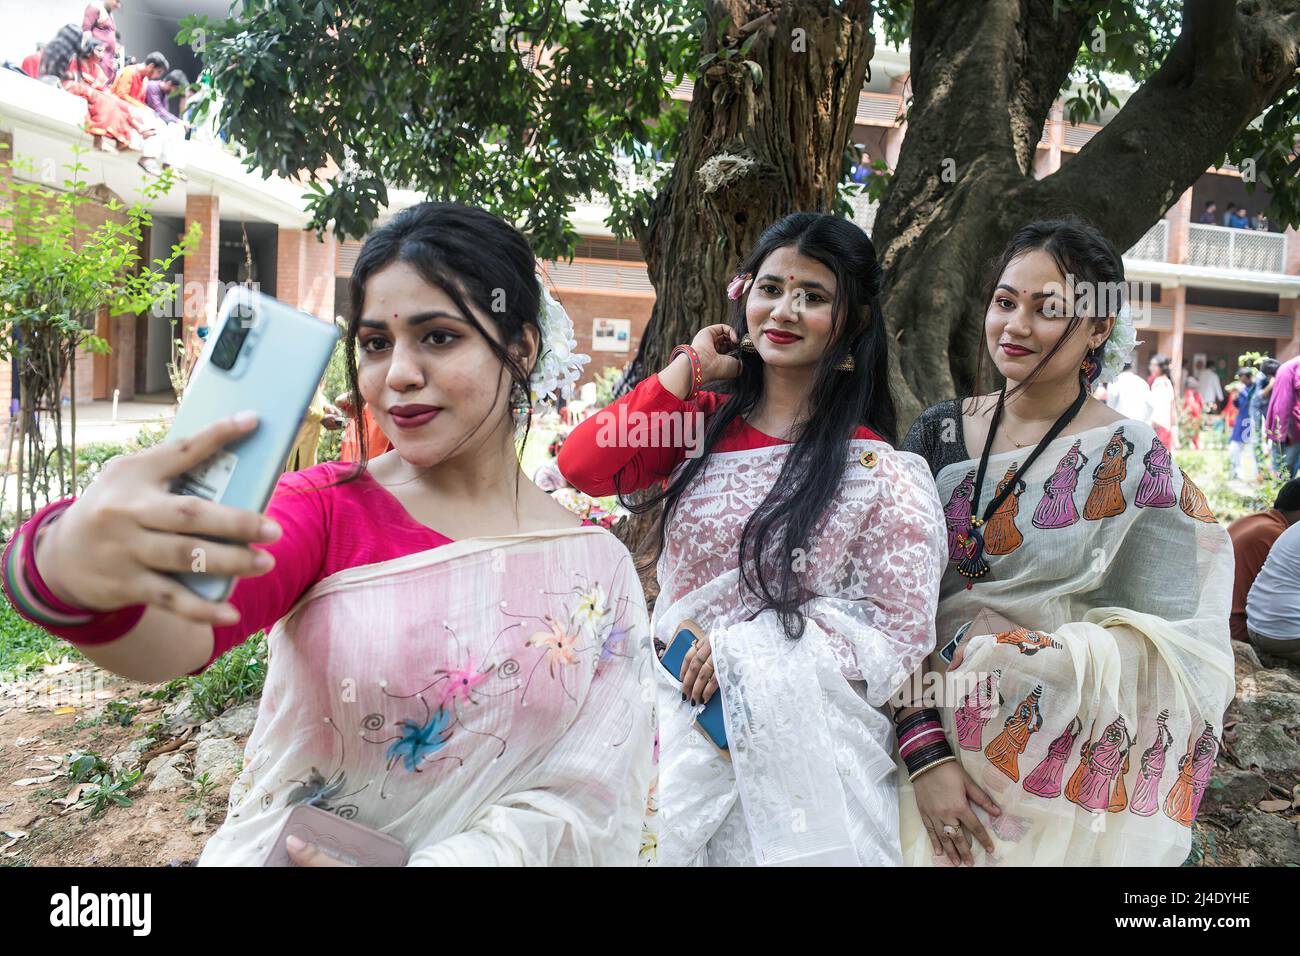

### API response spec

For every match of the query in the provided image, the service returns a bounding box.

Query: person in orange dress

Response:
[337,392,393,462]
[110,52,169,107]
[63,41,149,153]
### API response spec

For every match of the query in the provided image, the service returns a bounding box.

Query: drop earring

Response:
[739,333,758,354]
[835,354,855,372]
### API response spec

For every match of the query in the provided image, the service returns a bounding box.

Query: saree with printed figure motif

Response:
[645,441,947,866]
[198,527,655,866]
[899,414,1234,867]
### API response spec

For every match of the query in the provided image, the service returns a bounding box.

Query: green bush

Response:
[185,630,268,720]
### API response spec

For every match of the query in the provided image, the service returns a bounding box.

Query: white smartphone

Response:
[167,287,339,601]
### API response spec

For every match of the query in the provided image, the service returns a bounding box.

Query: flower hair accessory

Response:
[726,273,754,301]
[528,281,591,408]
[1096,301,1141,386]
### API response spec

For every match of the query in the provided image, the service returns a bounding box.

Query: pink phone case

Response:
[263,804,410,867]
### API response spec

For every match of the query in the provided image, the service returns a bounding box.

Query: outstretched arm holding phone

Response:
[24,414,282,682]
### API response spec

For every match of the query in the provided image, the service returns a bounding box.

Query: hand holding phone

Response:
[266,804,409,867]
[939,607,1022,668]
[35,413,283,627]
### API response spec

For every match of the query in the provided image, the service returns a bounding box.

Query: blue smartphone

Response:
[659,620,728,753]
[167,287,339,602]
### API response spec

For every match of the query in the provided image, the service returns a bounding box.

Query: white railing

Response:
[1126,220,1168,261]
[1186,223,1287,273]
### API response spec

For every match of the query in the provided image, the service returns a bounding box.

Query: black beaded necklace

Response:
[956,383,1089,583]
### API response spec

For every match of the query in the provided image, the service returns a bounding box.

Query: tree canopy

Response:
[183,0,1300,416]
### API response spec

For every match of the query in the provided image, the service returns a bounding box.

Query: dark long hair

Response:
[972,218,1126,402]
[341,201,540,483]
[625,212,896,640]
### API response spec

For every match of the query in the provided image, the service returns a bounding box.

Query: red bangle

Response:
[2,498,147,645]
[670,345,703,400]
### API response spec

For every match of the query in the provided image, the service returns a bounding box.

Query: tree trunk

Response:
[616,0,873,575]
[627,0,873,388]
[874,0,1300,426]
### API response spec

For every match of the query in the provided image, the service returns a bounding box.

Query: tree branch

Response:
[1042,0,1300,247]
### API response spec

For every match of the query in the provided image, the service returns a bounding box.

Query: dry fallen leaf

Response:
[50,784,92,808]
[13,774,58,787]
[41,662,78,677]
[1257,799,1292,813]
[13,737,40,747]
[53,706,76,716]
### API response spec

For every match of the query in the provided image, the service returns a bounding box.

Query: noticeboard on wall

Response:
[592,317,630,352]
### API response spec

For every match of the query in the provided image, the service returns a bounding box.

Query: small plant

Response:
[1183,820,1218,866]
[183,771,217,821]
[146,678,188,703]
[66,750,111,784]
[77,767,143,818]
[103,699,139,727]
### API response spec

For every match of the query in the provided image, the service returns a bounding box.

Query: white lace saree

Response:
[198,527,655,866]
[898,420,1235,866]
[647,441,947,866]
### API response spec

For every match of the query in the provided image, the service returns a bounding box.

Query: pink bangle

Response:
[899,727,947,759]
[669,345,703,400]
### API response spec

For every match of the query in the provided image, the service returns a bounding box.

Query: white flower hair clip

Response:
[528,281,591,409]
[1097,301,1142,386]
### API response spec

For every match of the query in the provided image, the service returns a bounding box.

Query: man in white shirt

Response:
[1246,519,1300,663]
[1107,359,1152,422]
[1193,356,1224,410]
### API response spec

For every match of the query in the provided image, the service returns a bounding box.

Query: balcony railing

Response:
[1126,220,1168,261]
[1186,223,1287,274]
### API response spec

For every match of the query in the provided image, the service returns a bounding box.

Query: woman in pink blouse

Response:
[3,202,654,866]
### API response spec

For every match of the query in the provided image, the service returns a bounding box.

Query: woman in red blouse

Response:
[561,213,947,866]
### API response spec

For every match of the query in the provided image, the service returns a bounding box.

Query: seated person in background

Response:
[21,43,43,78]
[144,70,189,126]
[1228,478,1300,643]
[110,51,168,107]
[1246,517,1300,664]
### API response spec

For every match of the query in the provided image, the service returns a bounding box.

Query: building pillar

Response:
[275,226,336,322]
[1043,100,1063,177]
[1170,285,1187,391]
[183,193,221,356]
[1279,298,1300,362]
[882,73,909,170]
[1165,187,1193,265]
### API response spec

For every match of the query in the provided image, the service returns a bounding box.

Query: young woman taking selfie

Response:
[2,202,655,866]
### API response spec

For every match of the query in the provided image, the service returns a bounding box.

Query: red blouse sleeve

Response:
[200,468,334,670]
[558,374,725,496]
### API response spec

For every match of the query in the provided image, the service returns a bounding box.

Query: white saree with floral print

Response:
[198,526,655,866]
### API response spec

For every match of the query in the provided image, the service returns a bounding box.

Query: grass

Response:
[184,631,268,721]
[1173,428,1290,526]
[0,602,82,678]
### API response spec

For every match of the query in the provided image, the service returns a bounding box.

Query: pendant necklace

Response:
[956,383,1088,586]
